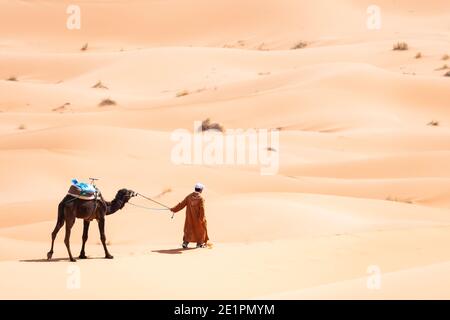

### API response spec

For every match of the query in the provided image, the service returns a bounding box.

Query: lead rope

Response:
[127,202,170,211]
[129,192,175,219]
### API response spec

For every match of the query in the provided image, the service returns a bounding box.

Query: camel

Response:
[47,189,135,262]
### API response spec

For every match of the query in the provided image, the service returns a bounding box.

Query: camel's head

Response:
[115,189,136,207]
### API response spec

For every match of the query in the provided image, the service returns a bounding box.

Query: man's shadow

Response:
[152,248,196,255]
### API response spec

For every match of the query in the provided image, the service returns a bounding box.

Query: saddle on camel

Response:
[47,178,136,262]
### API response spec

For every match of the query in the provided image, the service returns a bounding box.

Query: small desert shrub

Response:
[267,147,277,152]
[155,187,172,198]
[435,64,448,71]
[415,52,422,59]
[18,124,26,130]
[162,187,172,194]
[444,71,450,77]
[256,43,268,51]
[442,54,449,61]
[52,102,71,112]
[200,118,224,133]
[427,120,439,126]
[92,81,108,89]
[393,42,408,51]
[176,90,189,97]
[81,43,89,51]
[386,196,413,204]
[6,76,17,81]
[98,98,116,107]
[291,41,308,50]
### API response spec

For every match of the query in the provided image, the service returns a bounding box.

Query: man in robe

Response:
[170,183,209,248]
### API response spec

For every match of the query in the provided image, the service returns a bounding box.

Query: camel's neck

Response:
[106,198,124,215]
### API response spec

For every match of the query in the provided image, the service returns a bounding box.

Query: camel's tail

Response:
[57,201,65,225]
[57,195,72,225]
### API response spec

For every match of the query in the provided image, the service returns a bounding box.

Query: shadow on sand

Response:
[20,256,107,263]
[152,248,196,255]
[21,249,200,261]
[20,258,68,263]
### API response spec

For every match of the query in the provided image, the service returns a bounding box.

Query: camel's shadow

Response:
[20,248,197,261]
[152,248,196,255]
[20,257,107,263]
[20,258,68,263]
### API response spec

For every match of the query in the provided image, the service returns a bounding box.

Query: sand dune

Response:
[0,0,449,299]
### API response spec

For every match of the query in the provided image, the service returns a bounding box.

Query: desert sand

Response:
[0,0,450,299]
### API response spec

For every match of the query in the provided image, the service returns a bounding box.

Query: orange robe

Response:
[171,192,209,244]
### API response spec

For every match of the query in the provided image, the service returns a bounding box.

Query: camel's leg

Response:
[47,202,65,260]
[98,218,113,259]
[64,217,76,262]
[78,220,90,259]
[47,220,64,260]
